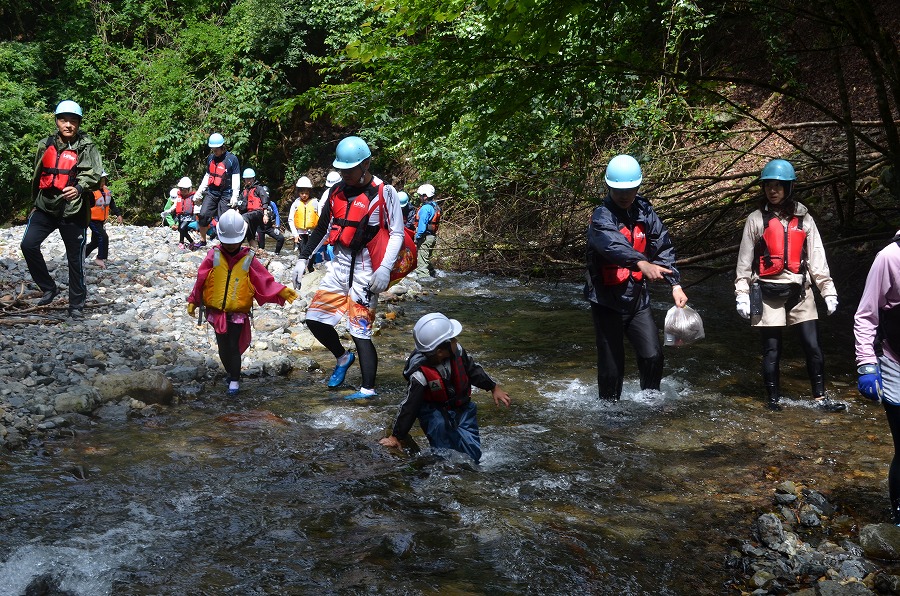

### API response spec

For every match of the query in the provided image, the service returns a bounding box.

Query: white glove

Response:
[369,266,392,294]
[160,211,167,218]
[229,196,238,208]
[736,295,750,319]
[825,295,838,316]
[292,259,307,289]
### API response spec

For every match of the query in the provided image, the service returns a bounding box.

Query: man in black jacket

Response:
[584,154,687,401]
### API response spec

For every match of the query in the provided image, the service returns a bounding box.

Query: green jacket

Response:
[32,131,103,220]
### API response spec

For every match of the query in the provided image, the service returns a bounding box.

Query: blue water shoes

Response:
[327,352,355,388]
[344,389,377,400]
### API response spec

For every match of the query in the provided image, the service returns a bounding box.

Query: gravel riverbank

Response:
[0,223,422,450]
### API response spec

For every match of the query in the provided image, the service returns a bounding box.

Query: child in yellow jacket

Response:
[187,210,297,395]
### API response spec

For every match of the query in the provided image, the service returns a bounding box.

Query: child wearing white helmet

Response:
[379,312,511,463]
[187,210,298,396]
[288,175,318,254]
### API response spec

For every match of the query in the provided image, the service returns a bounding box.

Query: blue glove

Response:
[858,364,884,402]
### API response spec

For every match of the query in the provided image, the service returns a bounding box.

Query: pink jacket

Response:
[854,235,900,366]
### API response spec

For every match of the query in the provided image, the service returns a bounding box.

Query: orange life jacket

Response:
[90,187,112,221]
[38,145,78,193]
[414,202,441,234]
[207,157,227,187]
[175,190,195,215]
[599,223,647,285]
[756,212,806,276]
[419,351,471,408]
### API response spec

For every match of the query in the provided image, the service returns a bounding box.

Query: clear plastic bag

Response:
[664,305,705,347]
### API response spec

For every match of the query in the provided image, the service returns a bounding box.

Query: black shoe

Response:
[68,308,84,320]
[37,288,58,306]
[767,397,783,411]
[814,397,847,413]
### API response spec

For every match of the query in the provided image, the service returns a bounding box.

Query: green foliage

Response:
[0,42,49,220]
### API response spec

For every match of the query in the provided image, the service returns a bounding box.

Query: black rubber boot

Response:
[765,382,782,411]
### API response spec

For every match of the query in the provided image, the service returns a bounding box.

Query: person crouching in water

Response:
[187,210,297,396]
[379,313,511,463]
[734,159,843,412]
[585,154,687,401]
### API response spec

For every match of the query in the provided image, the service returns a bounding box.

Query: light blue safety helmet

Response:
[55,100,83,118]
[760,159,796,181]
[604,155,643,189]
[333,136,371,169]
[208,133,225,148]
[397,191,409,207]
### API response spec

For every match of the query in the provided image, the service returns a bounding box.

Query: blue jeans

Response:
[418,401,481,462]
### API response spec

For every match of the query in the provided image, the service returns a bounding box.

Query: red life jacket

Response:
[756,212,806,276]
[327,182,418,285]
[175,191,195,215]
[38,145,78,193]
[242,186,264,212]
[599,222,647,285]
[207,157,227,187]
[327,181,384,251]
[414,202,441,234]
[419,351,471,408]
[90,187,112,221]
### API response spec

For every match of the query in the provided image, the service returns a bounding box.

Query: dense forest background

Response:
[1,0,898,276]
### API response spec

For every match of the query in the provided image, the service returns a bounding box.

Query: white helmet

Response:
[242,168,256,179]
[169,188,179,199]
[178,177,192,189]
[216,210,248,244]
[295,176,313,189]
[325,171,341,188]
[416,184,436,198]
[413,313,462,352]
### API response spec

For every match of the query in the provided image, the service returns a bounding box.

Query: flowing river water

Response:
[1,271,895,595]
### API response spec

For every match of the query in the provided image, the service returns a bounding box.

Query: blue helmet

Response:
[397,191,409,207]
[333,136,371,169]
[604,155,642,189]
[208,133,225,148]
[760,159,796,181]
[55,100,83,118]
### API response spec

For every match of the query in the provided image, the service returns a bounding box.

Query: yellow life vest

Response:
[293,199,318,230]
[202,248,256,312]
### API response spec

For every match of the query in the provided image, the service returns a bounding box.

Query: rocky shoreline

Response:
[727,481,900,595]
[0,223,423,451]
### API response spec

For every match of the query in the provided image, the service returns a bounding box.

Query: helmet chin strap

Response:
[358,161,370,185]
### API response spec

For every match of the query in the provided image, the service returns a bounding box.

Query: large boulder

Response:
[859,523,900,561]
[92,370,174,405]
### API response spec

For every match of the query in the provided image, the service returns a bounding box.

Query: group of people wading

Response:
[17,101,900,522]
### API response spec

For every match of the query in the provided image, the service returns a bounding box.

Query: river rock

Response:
[55,386,102,414]
[859,524,900,561]
[92,370,174,405]
[754,513,785,547]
